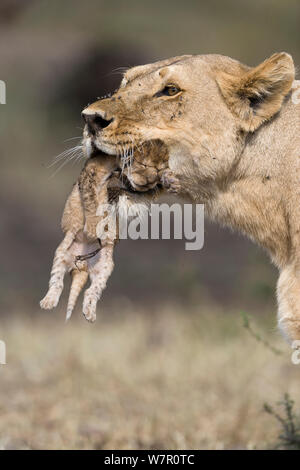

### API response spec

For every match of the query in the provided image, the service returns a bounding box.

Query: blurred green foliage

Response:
[265,394,300,450]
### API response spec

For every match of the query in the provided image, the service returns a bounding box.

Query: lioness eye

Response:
[155,85,181,97]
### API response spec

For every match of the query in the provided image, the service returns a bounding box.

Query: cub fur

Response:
[41,141,170,322]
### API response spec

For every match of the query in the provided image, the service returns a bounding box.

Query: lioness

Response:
[41,141,170,322]
[81,52,300,344]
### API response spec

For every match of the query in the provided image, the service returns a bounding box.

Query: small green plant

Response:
[241,311,282,356]
[264,394,300,450]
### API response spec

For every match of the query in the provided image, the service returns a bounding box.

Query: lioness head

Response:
[82,53,295,194]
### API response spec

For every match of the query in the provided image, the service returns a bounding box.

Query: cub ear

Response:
[216,53,295,132]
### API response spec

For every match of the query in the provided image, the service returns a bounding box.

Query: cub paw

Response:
[161,170,181,194]
[40,289,60,310]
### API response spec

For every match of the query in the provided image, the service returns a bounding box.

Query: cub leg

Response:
[66,267,89,321]
[277,264,300,344]
[40,230,75,310]
[41,182,85,311]
[82,243,115,322]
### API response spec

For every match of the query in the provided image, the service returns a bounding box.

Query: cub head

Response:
[82,53,295,192]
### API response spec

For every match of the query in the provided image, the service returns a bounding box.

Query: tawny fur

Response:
[82,52,300,344]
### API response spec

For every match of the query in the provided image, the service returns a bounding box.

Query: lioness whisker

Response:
[49,146,84,176]
[63,136,82,143]
[49,145,83,168]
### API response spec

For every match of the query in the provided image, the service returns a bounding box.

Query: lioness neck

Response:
[205,96,300,268]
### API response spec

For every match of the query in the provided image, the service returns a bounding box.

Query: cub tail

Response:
[66,267,88,321]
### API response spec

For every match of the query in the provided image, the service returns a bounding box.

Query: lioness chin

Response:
[81,52,300,345]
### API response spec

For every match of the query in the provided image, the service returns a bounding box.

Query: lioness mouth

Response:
[86,136,170,197]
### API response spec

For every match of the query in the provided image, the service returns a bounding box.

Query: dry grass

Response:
[0,302,298,450]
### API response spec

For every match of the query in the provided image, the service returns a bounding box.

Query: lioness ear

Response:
[216,53,295,132]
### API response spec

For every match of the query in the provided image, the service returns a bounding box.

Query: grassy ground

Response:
[0,303,298,450]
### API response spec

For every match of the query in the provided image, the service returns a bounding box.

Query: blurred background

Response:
[0,0,299,450]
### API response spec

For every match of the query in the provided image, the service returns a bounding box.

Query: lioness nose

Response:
[82,111,113,134]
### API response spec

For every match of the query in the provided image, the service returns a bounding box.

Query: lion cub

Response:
[40,140,172,322]
[40,154,118,322]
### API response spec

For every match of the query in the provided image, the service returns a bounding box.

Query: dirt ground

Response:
[0,302,298,450]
